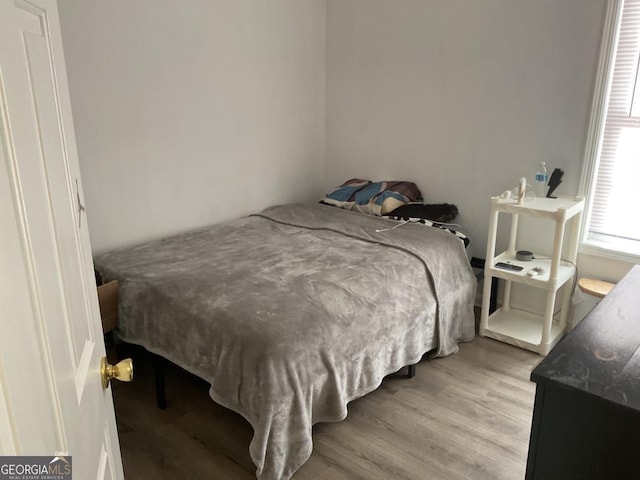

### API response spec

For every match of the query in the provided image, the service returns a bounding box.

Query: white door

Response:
[0,0,125,478]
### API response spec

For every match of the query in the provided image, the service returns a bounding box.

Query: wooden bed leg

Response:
[407,364,416,379]
[154,355,167,410]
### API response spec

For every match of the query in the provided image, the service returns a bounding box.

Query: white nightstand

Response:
[479,195,584,355]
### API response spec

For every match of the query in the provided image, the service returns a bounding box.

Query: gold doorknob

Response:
[101,357,133,389]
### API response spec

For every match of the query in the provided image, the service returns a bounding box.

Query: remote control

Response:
[495,262,524,272]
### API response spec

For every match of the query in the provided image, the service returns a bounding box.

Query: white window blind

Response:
[586,0,640,256]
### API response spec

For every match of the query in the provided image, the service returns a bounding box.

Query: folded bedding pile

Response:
[320,178,422,215]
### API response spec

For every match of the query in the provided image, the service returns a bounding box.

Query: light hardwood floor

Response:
[112,336,541,480]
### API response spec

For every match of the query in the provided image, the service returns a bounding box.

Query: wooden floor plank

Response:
[112,336,539,479]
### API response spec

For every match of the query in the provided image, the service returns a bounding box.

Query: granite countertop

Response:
[531,265,640,411]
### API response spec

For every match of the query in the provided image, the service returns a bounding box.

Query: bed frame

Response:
[151,354,416,410]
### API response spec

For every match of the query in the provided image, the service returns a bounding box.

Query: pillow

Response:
[387,203,459,223]
[321,179,422,216]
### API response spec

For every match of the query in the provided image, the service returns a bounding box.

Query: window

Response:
[581,0,640,260]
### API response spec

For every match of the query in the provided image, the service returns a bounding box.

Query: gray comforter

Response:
[94,203,476,480]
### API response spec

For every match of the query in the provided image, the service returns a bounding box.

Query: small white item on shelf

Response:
[500,190,513,199]
[527,266,546,277]
[518,177,527,205]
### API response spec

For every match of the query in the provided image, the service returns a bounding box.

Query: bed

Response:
[94,202,476,480]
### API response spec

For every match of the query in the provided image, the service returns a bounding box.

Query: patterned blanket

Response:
[321,178,422,215]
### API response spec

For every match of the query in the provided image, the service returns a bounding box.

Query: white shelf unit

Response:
[479,196,585,356]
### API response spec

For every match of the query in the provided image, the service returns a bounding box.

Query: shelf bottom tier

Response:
[480,308,565,356]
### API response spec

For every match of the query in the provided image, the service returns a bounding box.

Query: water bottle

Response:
[535,162,548,198]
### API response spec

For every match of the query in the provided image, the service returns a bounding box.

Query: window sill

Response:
[580,238,640,264]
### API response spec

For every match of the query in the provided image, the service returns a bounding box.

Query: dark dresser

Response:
[526,265,640,480]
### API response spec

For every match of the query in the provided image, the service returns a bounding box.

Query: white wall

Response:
[60,0,633,286]
[326,0,607,261]
[59,0,326,254]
